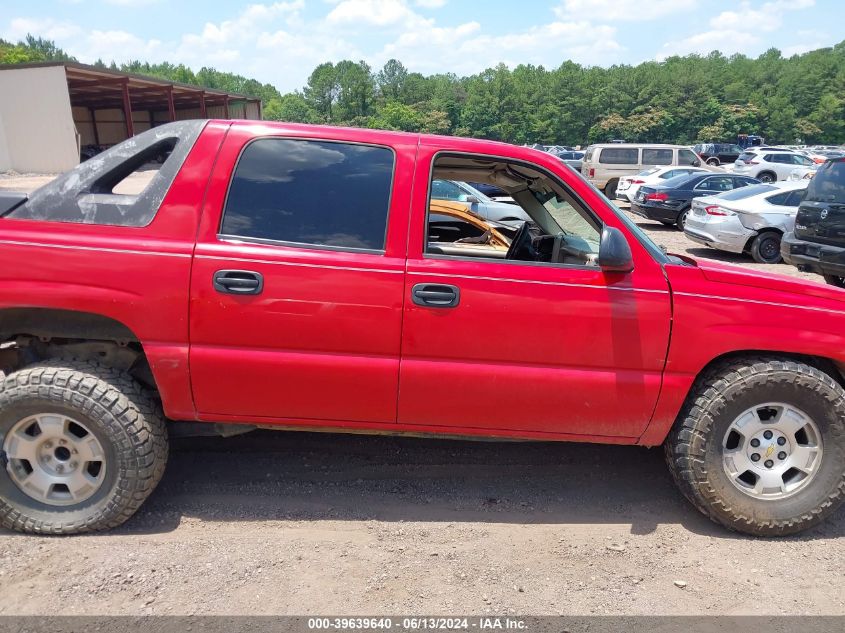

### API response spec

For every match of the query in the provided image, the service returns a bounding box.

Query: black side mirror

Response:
[692,159,702,167]
[598,226,634,273]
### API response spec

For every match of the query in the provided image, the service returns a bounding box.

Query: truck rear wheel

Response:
[0,361,168,534]
[665,357,845,536]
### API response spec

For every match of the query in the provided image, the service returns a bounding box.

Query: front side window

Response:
[642,148,673,165]
[221,138,394,251]
[678,149,699,166]
[599,148,639,165]
[426,155,602,267]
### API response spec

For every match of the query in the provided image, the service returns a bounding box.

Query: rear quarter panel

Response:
[0,122,230,419]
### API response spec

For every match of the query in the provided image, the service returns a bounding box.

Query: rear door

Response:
[189,125,415,424]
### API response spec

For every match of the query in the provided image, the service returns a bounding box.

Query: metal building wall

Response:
[0,66,79,173]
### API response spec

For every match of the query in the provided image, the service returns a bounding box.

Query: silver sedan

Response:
[683,181,808,264]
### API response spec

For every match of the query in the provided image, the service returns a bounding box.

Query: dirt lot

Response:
[0,173,842,617]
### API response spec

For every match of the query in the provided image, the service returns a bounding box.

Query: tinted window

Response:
[221,139,394,251]
[785,190,806,206]
[642,148,673,165]
[678,149,699,165]
[806,160,845,202]
[766,191,791,206]
[718,184,777,200]
[738,153,757,162]
[599,148,639,164]
[696,177,734,191]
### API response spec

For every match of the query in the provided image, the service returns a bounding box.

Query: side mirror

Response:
[692,159,702,167]
[459,194,480,204]
[598,226,634,273]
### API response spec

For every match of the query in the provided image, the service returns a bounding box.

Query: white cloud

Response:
[414,0,447,7]
[4,17,82,41]
[326,0,421,27]
[660,0,817,59]
[554,0,697,22]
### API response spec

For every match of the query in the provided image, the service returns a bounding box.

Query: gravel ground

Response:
[0,174,842,616]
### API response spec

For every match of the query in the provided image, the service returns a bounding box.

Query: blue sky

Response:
[3,0,842,92]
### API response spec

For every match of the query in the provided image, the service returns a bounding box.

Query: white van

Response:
[581,144,702,198]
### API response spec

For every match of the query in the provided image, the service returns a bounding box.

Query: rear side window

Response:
[719,184,776,200]
[221,138,394,251]
[6,121,204,227]
[599,148,638,164]
[806,160,845,203]
[642,148,673,165]
[766,191,791,206]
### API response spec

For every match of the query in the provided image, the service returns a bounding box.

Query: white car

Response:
[732,151,816,182]
[788,166,817,181]
[684,180,808,264]
[615,165,709,203]
[431,180,530,223]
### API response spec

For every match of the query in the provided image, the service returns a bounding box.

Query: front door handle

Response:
[411,283,460,308]
[213,270,264,295]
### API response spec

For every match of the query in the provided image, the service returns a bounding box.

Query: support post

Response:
[199,91,207,118]
[223,96,230,120]
[89,108,100,146]
[121,80,134,138]
[166,86,176,121]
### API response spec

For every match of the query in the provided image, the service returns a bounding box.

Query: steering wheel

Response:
[505,221,533,260]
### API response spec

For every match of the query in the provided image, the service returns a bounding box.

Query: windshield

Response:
[716,184,778,200]
[806,160,845,202]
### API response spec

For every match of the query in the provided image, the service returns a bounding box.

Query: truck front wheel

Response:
[0,361,168,534]
[665,357,845,536]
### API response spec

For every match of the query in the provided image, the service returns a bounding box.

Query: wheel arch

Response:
[638,349,845,446]
[743,226,783,253]
[0,307,158,392]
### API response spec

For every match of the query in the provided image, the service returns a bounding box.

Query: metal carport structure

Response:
[0,62,262,173]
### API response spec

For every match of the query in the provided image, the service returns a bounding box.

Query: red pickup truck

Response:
[0,120,843,536]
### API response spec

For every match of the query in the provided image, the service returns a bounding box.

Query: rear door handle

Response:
[411,283,460,308]
[213,270,264,295]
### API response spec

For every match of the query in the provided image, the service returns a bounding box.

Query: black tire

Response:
[750,231,783,264]
[604,179,618,199]
[757,171,777,183]
[0,361,168,534]
[665,357,845,536]
[676,207,690,231]
[706,157,721,166]
[824,275,845,288]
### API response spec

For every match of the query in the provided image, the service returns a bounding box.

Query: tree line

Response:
[3,34,844,145]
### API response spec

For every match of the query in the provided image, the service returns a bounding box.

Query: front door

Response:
[398,144,672,439]
[189,126,415,424]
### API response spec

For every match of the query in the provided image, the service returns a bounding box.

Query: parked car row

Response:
[631,173,759,230]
